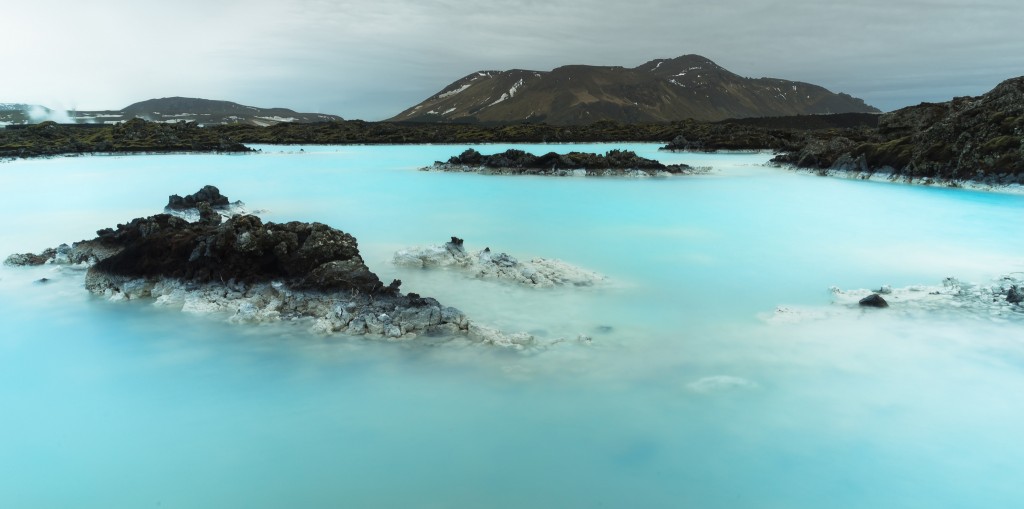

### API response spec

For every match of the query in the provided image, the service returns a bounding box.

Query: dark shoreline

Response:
[3,77,1021,184]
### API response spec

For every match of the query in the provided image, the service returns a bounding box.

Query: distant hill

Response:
[114,97,343,125]
[389,54,879,125]
[0,97,342,126]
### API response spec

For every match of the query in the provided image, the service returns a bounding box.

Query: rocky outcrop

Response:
[4,190,554,347]
[166,185,231,210]
[394,237,606,288]
[4,240,119,267]
[427,148,704,176]
[773,77,1024,183]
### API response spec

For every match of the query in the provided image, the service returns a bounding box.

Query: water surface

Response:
[2,144,1023,508]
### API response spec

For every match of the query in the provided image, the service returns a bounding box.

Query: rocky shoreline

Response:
[787,167,1024,194]
[394,237,606,288]
[424,148,708,177]
[766,274,1024,324]
[4,187,556,349]
[771,77,1023,183]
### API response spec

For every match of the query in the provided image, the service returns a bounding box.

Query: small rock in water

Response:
[859,293,889,308]
[875,285,893,295]
[1007,286,1023,304]
[35,277,50,284]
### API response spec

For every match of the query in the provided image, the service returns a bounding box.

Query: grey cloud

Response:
[4,0,1022,119]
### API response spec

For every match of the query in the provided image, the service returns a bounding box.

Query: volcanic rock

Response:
[858,294,889,308]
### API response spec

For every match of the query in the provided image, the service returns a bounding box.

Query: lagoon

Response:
[2,144,1023,508]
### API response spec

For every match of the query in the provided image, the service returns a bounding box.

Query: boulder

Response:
[858,293,889,308]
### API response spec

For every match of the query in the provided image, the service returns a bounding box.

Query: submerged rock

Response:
[394,237,606,288]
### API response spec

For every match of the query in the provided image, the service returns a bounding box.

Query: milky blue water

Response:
[2,144,1023,508]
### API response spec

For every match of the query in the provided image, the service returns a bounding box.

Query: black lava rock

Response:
[167,185,230,210]
[859,294,889,308]
[1007,286,1023,304]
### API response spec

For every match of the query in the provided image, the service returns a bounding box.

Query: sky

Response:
[3,0,1022,120]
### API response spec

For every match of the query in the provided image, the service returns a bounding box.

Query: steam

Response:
[27,104,76,124]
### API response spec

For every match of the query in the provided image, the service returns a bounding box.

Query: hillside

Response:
[773,76,1024,182]
[389,54,879,125]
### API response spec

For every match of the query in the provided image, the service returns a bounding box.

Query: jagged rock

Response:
[167,185,230,210]
[394,238,606,288]
[4,249,56,266]
[858,294,889,308]
[164,185,247,222]
[4,241,114,267]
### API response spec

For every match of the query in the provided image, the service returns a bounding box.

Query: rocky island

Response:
[4,187,543,348]
[426,148,705,176]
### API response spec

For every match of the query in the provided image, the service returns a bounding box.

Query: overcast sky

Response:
[4,0,1022,120]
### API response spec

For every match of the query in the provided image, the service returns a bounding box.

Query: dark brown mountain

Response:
[389,55,879,125]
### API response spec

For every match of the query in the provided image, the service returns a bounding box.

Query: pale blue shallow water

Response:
[2,144,1023,508]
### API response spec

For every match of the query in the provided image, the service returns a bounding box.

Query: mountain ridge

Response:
[389,54,879,125]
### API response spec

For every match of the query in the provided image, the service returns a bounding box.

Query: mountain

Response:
[1,98,342,126]
[389,55,879,125]
[114,97,343,126]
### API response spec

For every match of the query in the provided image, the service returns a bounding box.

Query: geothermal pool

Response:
[1,144,1022,508]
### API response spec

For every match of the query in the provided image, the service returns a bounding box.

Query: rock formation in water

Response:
[858,294,889,308]
[4,187,544,348]
[394,237,606,288]
[426,148,705,176]
[773,76,1024,184]
[767,275,1023,324]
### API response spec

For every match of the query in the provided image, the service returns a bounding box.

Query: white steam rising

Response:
[27,105,76,124]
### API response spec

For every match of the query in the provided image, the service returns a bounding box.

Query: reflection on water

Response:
[1,145,1023,508]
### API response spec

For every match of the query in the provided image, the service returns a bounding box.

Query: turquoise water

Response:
[2,144,1023,508]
